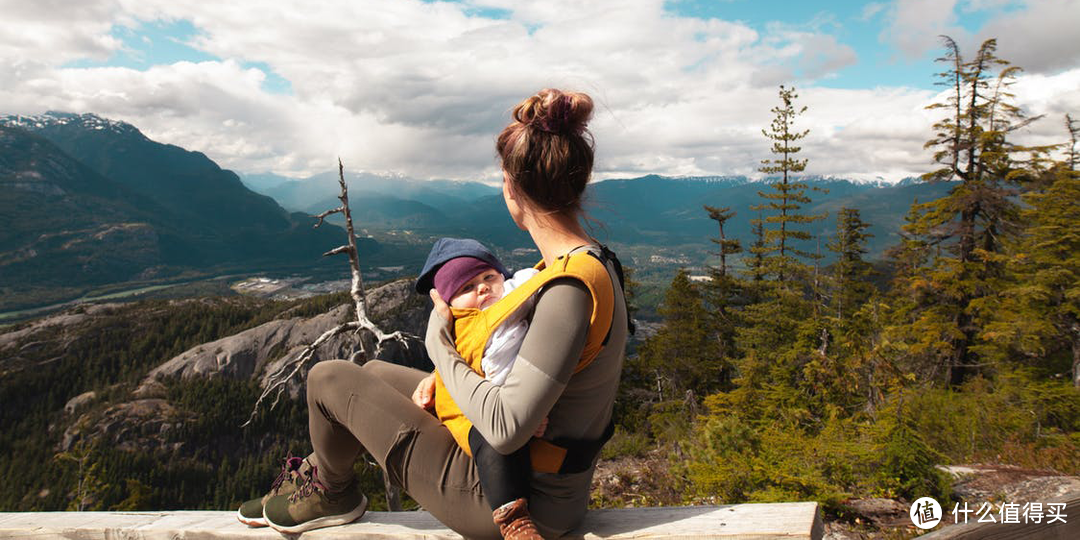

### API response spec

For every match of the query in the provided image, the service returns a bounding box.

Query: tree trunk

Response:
[1072,325,1080,389]
[719,222,728,278]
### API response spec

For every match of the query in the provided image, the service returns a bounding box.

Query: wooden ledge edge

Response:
[0,502,823,539]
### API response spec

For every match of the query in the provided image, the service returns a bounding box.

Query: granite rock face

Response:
[61,398,192,453]
[141,278,430,392]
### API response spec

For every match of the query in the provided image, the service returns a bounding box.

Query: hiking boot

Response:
[492,498,542,540]
[263,465,368,533]
[236,455,307,527]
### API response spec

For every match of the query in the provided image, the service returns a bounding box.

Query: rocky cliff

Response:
[138,278,429,396]
[4,279,431,457]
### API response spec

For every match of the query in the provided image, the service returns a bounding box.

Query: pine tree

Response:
[745,209,768,283]
[752,85,827,283]
[828,208,875,322]
[981,161,1080,386]
[907,37,1042,385]
[704,205,742,277]
[638,269,722,398]
[1066,114,1078,171]
[703,205,745,389]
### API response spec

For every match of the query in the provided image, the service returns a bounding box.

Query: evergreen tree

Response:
[828,208,875,322]
[704,205,742,277]
[703,205,745,389]
[1066,113,1078,171]
[906,37,1040,385]
[638,269,722,398]
[729,282,824,423]
[981,162,1080,386]
[752,85,827,283]
[745,209,768,284]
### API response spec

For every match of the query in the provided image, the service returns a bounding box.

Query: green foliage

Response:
[904,373,1080,473]
[637,269,723,397]
[682,411,862,510]
[753,85,828,282]
[642,38,1080,516]
[600,428,651,460]
[828,208,875,322]
[0,293,373,512]
[901,36,1056,386]
[872,398,952,501]
[977,165,1080,382]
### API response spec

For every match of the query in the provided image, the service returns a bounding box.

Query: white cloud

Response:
[0,0,1077,184]
[881,0,965,60]
[0,0,120,64]
[975,0,1080,74]
[860,2,888,21]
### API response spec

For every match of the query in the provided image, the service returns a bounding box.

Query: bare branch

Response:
[241,321,360,427]
[313,207,345,228]
[323,245,352,257]
[244,158,420,427]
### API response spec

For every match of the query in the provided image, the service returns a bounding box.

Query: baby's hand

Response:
[412,372,437,411]
[534,416,548,437]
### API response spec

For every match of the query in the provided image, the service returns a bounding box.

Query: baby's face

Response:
[449,269,505,310]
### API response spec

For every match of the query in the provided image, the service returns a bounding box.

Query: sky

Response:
[1,0,1078,183]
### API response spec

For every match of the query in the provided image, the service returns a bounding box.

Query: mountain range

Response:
[0,113,353,311]
[2,111,954,314]
[247,170,952,260]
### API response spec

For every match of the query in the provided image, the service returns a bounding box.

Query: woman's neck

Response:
[524,212,593,267]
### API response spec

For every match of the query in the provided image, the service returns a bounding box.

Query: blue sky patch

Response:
[662,0,954,90]
[65,19,218,69]
[241,61,294,95]
[63,19,293,95]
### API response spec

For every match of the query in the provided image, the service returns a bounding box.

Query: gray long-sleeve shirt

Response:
[425,245,628,536]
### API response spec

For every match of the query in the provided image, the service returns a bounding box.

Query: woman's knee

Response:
[307,360,361,403]
[360,359,396,378]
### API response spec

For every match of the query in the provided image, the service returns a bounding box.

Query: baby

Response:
[414,237,543,537]
[414,238,548,537]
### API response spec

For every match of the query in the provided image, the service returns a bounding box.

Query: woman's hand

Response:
[412,372,437,410]
[429,289,452,321]
[534,416,548,437]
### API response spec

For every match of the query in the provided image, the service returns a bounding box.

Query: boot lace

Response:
[269,455,304,493]
[289,465,331,502]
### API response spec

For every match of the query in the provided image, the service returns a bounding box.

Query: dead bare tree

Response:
[242,159,417,510]
[243,159,417,427]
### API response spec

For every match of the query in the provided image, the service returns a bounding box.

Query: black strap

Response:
[586,244,636,339]
[549,419,616,474]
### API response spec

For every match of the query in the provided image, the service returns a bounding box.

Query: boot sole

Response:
[236,509,268,528]
[265,493,368,534]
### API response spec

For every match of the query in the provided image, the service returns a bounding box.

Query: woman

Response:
[237,88,629,539]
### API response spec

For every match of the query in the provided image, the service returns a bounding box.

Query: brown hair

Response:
[496,88,595,217]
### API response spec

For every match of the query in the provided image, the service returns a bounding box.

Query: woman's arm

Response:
[426,278,591,454]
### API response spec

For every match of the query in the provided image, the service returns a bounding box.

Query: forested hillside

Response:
[0,283,427,512]
[609,39,1080,516]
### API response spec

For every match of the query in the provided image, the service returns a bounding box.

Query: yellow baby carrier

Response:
[433,246,627,474]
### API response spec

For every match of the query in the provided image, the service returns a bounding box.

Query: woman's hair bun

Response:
[512,89,593,136]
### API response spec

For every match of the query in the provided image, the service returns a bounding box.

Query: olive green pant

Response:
[306,359,501,539]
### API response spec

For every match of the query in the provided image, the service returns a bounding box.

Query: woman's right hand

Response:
[412,372,437,411]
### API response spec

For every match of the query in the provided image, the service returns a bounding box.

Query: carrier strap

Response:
[434,246,626,474]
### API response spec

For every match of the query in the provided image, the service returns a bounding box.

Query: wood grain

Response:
[0,503,822,539]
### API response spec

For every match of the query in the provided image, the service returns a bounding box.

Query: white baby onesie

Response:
[481,267,540,386]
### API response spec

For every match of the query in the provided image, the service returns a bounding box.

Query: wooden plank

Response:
[0,503,822,539]
[920,491,1079,539]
